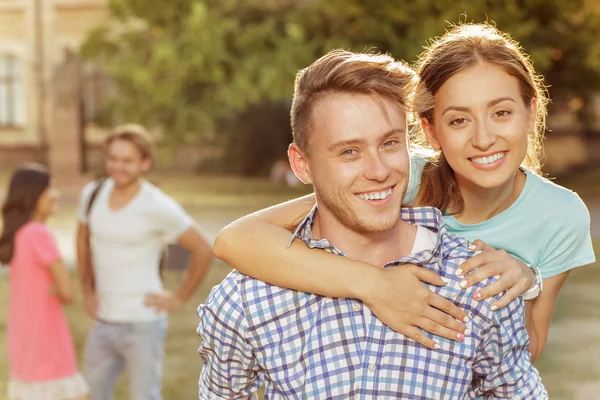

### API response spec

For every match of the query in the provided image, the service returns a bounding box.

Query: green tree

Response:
[82,0,600,173]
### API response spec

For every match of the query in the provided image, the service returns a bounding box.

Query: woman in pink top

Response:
[1,164,89,400]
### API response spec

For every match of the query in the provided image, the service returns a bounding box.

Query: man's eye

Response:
[342,149,357,156]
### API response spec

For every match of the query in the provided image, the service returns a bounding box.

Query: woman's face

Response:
[423,62,535,191]
[34,185,60,219]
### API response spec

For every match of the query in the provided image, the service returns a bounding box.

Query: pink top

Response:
[7,221,78,382]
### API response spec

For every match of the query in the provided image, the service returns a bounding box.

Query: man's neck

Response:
[311,210,417,267]
[453,169,526,224]
[112,178,143,197]
[109,178,143,211]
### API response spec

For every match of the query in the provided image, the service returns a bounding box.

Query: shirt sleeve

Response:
[77,181,97,224]
[152,190,193,243]
[197,271,262,399]
[30,224,62,267]
[470,297,548,399]
[537,191,595,278]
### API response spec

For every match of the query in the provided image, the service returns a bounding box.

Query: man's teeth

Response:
[357,188,393,201]
[471,152,505,165]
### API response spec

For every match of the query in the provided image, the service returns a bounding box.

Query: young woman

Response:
[1,165,89,400]
[213,24,595,360]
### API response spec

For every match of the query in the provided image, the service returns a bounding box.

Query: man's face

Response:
[291,93,409,234]
[106,139,151,188]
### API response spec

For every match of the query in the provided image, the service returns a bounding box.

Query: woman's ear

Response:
[421,117,441,150]
[528,97,538,133]
[288,143,312,185]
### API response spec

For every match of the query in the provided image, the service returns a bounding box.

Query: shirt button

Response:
[352,303,361,312]
[368,364,376,372]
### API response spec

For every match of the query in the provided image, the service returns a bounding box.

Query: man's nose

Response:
[363,152,391,181]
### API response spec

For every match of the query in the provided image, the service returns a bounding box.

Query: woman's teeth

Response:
[471,152,506,165]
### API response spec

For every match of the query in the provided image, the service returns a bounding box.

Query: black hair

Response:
[0,164,51,264]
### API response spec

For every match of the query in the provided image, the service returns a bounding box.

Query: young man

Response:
[197,50,547,399]
[76,124,213,400]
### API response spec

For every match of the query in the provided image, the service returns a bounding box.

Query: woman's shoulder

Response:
[410,148,434,166]
[524,171,591,224]
[19,221,50,234]
[404,149,435,204]
[17,221,53,241]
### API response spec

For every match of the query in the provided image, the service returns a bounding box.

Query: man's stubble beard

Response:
[315,186,403,235]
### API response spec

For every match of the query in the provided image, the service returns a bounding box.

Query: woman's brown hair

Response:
[0,164,51,264]
[412,23,548,213]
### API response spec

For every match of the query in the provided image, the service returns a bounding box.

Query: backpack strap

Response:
[86,177,107,221]
[83,177,106,293]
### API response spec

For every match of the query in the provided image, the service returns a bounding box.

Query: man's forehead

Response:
[312,93,405,134]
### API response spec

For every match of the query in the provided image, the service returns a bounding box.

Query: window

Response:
[0,54,24,127]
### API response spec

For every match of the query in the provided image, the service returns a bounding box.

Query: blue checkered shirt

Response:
[197,206,547,399]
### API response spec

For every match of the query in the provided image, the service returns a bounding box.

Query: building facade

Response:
[0,0,109,178]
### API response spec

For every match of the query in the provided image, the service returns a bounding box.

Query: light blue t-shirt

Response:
[405,155,596,279]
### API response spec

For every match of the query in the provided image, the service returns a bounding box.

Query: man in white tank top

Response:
[76,124,213,400]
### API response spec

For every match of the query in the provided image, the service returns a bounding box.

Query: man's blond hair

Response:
[105,123,154,160]
[290,49,416,153]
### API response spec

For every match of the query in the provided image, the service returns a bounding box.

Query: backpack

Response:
[86,178,189,281]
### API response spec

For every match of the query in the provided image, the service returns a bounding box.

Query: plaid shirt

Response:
[197,206,547,399]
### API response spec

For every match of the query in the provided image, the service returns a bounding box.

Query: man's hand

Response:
[456,240,535,311]
[84,292,99,319]
[361,265,469,350]
[144,291,184,312]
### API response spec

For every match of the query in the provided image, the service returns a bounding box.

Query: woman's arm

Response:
[214,194,469,349]
[453,240,536,310]
[455,240,571,360]
[48,259,75,304]
[527,271,569,361]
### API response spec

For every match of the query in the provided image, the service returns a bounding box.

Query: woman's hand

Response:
[455,240,535,310]
[361,265,470,350]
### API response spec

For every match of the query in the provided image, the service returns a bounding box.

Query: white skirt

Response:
[8,373,89,400]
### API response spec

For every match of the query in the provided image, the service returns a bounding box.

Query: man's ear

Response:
[142,157,153,173]
[288,143,313,185]
[421,117,441,150]
[527,97,538,133]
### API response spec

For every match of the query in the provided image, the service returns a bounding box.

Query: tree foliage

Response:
[81,0,600,172]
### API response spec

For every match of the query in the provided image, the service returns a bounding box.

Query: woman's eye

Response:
[450,118,468,126]
[494,110,512,118]
[383,140,398,148]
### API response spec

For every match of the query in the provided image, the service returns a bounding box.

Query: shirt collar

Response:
[288,205,459,269]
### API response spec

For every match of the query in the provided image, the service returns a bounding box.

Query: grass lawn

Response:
[0,170,598,399]
[0,172,311,399]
